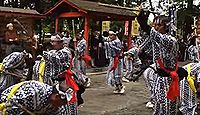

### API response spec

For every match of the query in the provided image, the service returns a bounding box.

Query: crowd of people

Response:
[0,8,200,115]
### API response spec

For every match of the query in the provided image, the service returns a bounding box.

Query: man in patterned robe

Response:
[138,10,179,115]
[73,30,90,88]
[123,44,141,82]
[188,45,199,62]
[32,33,77,115]
[0,41,33,93]
[0,80,73,115]
[104,31,125,94]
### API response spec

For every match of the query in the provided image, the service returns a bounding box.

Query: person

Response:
[42,33,71,85]
[73,30,91,88]
[4,23,17,43]
[179,62,200,115]
[188,36,199,62]
[188,45,199,62]
[0,40,33,93]
[62,30,72,48]
[137,10,179,114]
[0,80,74,115]
[143,63,156,108]
[123,43,141,82]
[137,16,160,108]
[102,31,111,66]
[90,31,106,67]
[32,33,78,115]
[104,31,125,94]
[4,23,18,55]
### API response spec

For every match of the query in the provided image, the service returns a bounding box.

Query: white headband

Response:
[50,34,63,41]
[6,23,13,28]
[109,31,116,35]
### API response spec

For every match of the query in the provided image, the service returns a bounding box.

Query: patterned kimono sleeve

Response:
[150,28,175,61]
[56,48,71,70]
[150,28,175,46]
[109,40,121,54]
[76,40,87,57]
[136,34,150,50]
[2,52,25,70]
[190,63,200,83]
[43,50,56,62]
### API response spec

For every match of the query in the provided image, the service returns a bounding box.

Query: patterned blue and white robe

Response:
[150,28,179,115]
[73,38,87,75]
[32,47,77,115]
[136,33,153,70]
[179,62,200,115]
[0,81,69,115]
[143,64,156,104]
[72,38,91,87]
[104,38,123,87]
[188,45,199,62]
[0,51,29,93]
[42,47,71,85]
[124,46,141,80]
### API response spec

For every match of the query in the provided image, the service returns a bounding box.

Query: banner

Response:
[102,21,110,33]
[124,21,129,36]
[132,19,140,36]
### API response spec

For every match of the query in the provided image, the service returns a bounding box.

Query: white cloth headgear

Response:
[109,31,116,35]
[50,34,63,41]
[6,23,13,28]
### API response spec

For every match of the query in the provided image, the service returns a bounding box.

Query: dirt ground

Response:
[78,61,199,115]
[78,72,153,115]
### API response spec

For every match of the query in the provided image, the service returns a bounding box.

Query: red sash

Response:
[110,56,119,71]
[81,54,92,67]
[64,69,79,103]
[157,58,179,101]
[64,55,79,103]
[110,50,122,72]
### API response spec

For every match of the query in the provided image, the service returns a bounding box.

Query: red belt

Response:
[157,58,179,101]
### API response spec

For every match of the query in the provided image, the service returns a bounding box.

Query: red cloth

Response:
[157,58,179,101]
[110,56,119,71]
[81,55,92,67]
[64,69,79,103]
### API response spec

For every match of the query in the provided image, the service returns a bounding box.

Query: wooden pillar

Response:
[55,17,59,32]
[84,16,89,54]
[128,20,132,49]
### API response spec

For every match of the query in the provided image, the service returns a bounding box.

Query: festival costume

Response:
[124,47,141,81]
[188,45,199,62]
[32,47,77,115]
[0,51,31,93]
[0,81,72,115]
[73,38,91,87]
[104,37,124,93]
[143,64,156,106]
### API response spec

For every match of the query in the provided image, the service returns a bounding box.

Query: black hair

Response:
[159,15,170,32]
[153,15,160,23]
[76,30,84,37]
[177,67,188,81]
[103,31,109,37]
[52,85,59,94]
